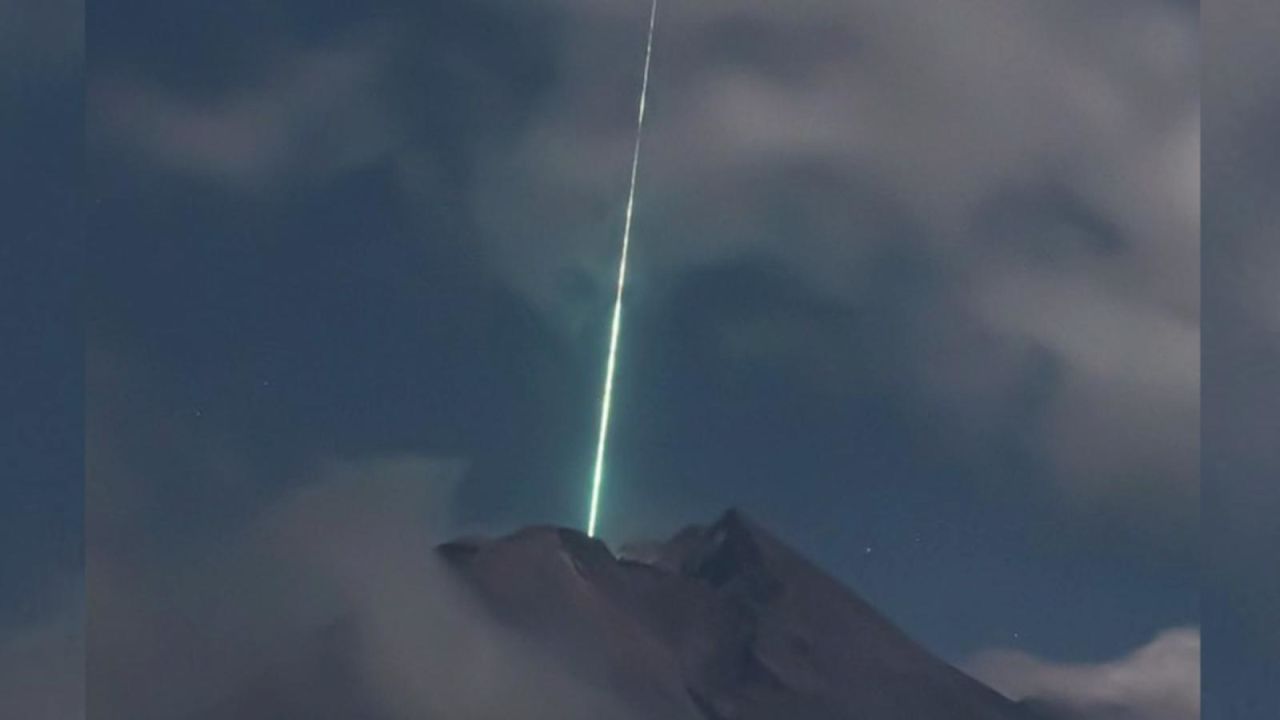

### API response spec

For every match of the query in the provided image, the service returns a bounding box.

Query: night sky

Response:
[2,0,1274,718]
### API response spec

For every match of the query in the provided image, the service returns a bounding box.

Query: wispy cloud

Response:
[88,435,654,718]
[967,628,1200,720]
[89,0,1201,525]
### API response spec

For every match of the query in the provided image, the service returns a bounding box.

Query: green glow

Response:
[589,0,658,538]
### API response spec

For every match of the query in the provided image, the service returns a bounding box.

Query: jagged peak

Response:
[662,508,784,605]
[427,511,1039,720]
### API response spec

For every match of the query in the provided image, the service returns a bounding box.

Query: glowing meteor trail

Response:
[588,0,658,538]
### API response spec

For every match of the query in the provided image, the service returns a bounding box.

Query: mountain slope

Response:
[439,509,1040,720]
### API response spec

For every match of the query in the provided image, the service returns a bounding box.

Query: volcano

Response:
[203,509,1068,719]
[437,509,1046,720]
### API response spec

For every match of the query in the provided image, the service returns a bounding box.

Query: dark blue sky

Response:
[81,0,1201,663]
[1,0,83,628]
[4,1,1274,718]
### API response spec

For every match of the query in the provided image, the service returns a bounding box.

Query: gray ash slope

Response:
[440,509,1045,720]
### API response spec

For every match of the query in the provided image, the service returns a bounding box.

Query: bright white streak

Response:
[588,0,658,538]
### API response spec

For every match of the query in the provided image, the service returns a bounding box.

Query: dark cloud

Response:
[92,0,1200,530]
[0,0,1221,715]
[82,0,1201,708]
[94,34,396,192]
[476,0,1199,520]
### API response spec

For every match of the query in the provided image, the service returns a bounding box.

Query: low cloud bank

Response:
[968,627,1200,720]
[88,457,652,720]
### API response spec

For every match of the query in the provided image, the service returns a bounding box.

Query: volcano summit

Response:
[438,510,1051,720]
[202,510,1083,719]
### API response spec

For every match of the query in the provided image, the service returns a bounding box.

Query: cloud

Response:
[85,341,664,718]
[967,628,1200,720]
[258,459,663,720]
[88,440,657,718]
[472,0,1199,514]
[89,0,1199,521]
[92,28,398,192]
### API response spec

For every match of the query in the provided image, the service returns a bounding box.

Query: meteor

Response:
[588,0,659,538]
